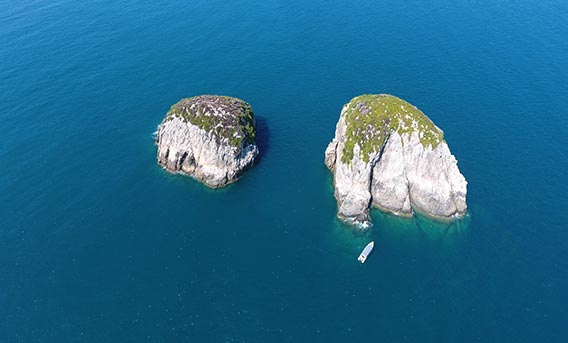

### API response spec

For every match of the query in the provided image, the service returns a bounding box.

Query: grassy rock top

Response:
[165,95,256,147]
[341,94,444,163]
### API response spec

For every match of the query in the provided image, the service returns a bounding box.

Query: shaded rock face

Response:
[325,94,467,226]
[156,95,259,188]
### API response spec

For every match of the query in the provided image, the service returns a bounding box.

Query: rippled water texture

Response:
[1,0,567,342]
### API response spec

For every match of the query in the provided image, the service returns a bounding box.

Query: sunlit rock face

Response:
[325,94,467,226]
[157,95,259,188]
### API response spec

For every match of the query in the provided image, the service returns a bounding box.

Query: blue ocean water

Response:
[1,0,567,341]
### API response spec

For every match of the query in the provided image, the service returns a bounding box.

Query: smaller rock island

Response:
[156,95,259,188]
[325,94,467,226]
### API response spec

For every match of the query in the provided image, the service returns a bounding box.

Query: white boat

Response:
[358,241,374,263]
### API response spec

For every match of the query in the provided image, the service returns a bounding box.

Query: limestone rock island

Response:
[156,95,259,188]
[325,94,467,225]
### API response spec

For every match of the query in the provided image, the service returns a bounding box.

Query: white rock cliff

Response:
[156,95,259,188]
[325,94,467,225]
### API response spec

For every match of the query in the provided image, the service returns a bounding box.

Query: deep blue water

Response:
[1,0,567,341]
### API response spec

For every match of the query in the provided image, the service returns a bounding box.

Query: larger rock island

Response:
[156,95,259,188]
[325,94,467,226]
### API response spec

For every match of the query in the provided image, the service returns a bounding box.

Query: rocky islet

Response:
[156,95,259,188]
[325,94,467,226]
[156,93,467,226]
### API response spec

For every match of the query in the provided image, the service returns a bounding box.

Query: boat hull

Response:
[358,241,374,263]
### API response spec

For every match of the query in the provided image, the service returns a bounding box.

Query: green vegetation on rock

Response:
[341,94,444,163]
[166,95,256,147]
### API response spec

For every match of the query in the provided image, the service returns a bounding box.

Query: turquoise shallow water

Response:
[1,0,568,341]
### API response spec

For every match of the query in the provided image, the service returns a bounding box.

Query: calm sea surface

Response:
[1,0,567,342]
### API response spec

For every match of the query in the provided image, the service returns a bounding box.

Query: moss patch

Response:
[166,95,256,147]
[341,94,444,163]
